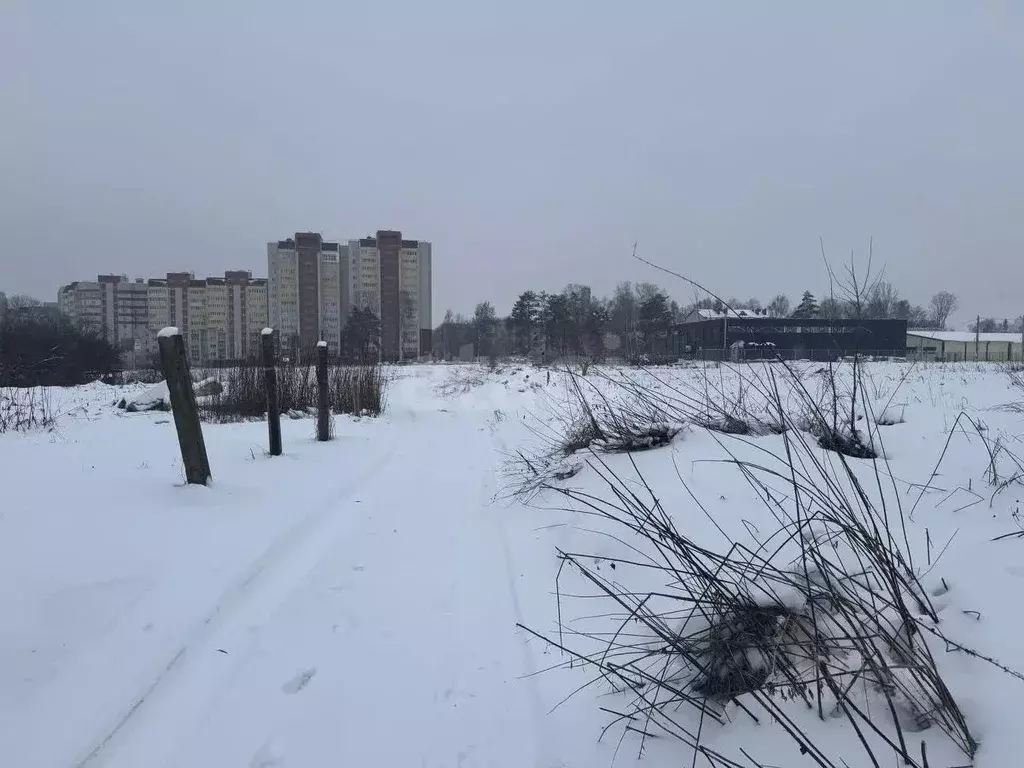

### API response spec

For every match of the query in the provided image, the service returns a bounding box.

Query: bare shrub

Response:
[199,359,386,423]
[330,365,387,416]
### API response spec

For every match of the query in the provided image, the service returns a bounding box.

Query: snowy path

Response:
[78,410,564,768]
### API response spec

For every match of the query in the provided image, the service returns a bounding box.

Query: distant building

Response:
[674,314,908,361]
[906,330,1023,362]
[268,233,344,359]
[346,231,432,360]
[61,271,266,366]
[269,230,433,361]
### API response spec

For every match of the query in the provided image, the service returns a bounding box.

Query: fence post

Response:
[316,340,330,441]
[157,327,211,485]
[262,328,282,456]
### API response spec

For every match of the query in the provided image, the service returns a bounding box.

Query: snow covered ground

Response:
[1,362,1023,767]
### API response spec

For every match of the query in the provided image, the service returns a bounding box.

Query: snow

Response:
[157,326,180,338]
[121,380,169,411]
[2,363,1024,767]
[685,307,769,320]
[261,327,274,336]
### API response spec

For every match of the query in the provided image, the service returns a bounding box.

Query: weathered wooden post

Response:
[157,327,212,485]
[262,328,282,456]
[316,340,331,441]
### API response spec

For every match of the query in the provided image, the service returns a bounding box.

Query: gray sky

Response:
[3,2,1022,327]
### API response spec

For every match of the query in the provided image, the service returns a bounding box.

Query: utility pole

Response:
[976,314,980,361]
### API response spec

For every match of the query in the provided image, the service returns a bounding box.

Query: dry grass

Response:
[0,387,56,433]
[512,360,1023,767]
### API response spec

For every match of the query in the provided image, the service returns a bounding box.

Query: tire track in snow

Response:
[487,409,562,762]
[73,441,398,768]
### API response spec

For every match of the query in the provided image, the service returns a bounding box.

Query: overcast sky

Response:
[3,2,1022,327]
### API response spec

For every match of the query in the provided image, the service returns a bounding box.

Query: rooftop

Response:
[683,308,774,321]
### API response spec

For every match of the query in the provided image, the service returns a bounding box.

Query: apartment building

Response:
[145,271,268,364]
[267,233,344,358]
[61,270,268,366]
[225,270,269,360]
[346,230,432,360]
[58,275,151,361]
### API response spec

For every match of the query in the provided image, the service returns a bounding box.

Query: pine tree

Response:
[792,290,819,319]
[509,291,542,355]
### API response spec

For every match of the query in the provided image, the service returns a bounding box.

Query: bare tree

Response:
[929,291,959,330]
[6,294,42,310]
[766,294,790,317]
[865,281,899,318]
[818,296,847,319]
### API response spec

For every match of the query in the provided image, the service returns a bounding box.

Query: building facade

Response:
[268,233,345,359]
[346,230,432,360]
[58,276,151,363]
[674,315,908,361]
[61,270,267,366]
[906,331,1023,362]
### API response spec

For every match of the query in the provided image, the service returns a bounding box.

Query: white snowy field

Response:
[1,362,1023,767]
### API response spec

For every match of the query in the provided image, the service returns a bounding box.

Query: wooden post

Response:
[157,327,211,485]
[316,340,330,441]
[262,328,282,456]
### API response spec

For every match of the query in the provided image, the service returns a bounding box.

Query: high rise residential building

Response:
[58,275,151,361]
[145,271,268,364]
[224,270,269,360]
[58,280,103,333]
[61,270,267,366]
[267,233,344,358]
[346,230,432,360]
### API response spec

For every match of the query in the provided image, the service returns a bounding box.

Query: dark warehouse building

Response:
[673,310,908,361]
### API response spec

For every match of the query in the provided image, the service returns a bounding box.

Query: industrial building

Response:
[906,330,1023,362]
[674,309,908,360]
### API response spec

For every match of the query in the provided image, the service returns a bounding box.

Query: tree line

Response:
[433,282,682,362]
[431,279,1017,361]
[1,300,120,387]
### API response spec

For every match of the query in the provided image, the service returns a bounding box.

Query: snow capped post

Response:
[316,340,331,441]
[156,326,212,485]
[261,328,282,456]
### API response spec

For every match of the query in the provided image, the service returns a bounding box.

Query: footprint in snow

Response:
[281,667,317,694]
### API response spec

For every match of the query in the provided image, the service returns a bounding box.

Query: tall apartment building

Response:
[267,233,344,358]
[346,230,432,360]
[146,271,268,364]
[61,270,267,366]
[58,275,151,361]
